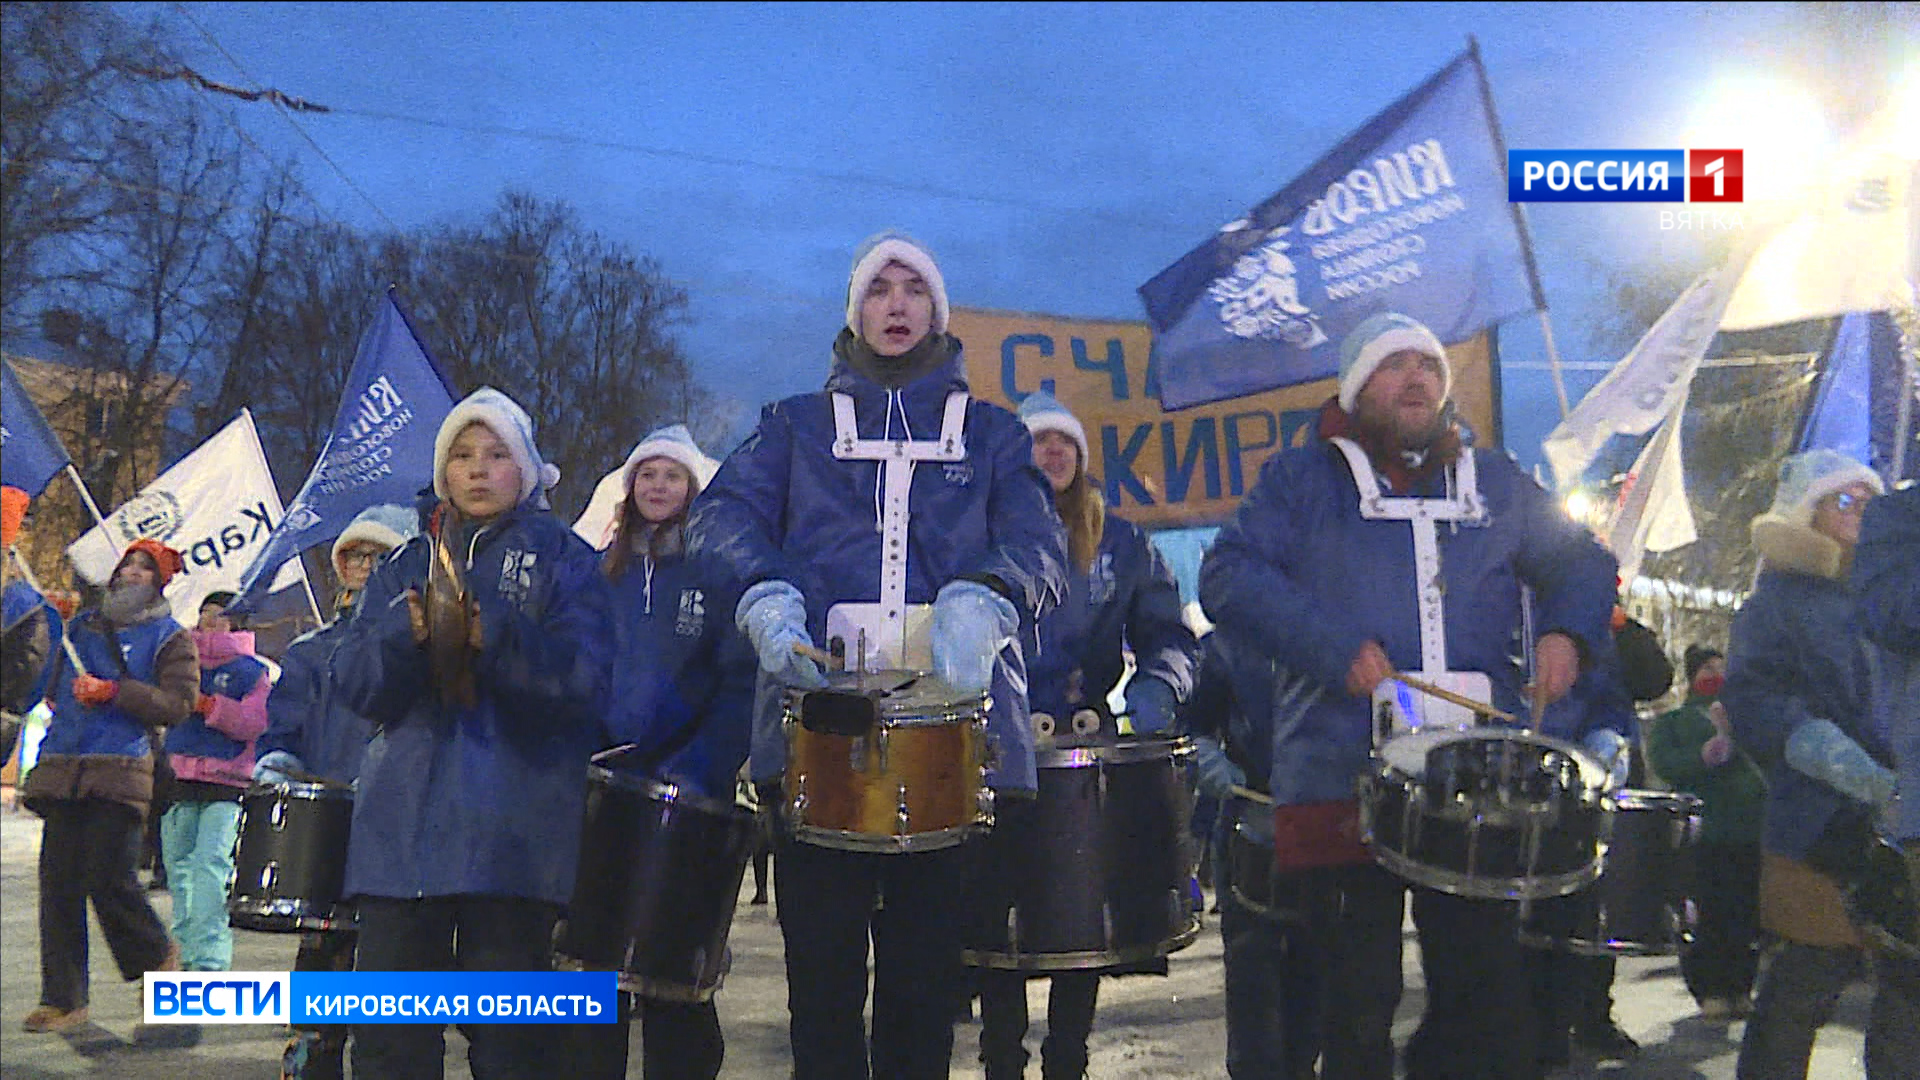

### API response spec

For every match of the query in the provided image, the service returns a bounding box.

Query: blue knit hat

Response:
[1018,389,1089,466]
[1337,312,1451,411]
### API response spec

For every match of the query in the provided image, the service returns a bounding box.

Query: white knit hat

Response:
[845,231,949,336]
[1018,389,1089,466]
[433,387,562,507]
[1764,449,1884,527]
[329,503,417,574]
[1336,312,1451,412]
[572,424,718,550]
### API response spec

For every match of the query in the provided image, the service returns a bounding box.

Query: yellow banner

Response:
[954,307,1497,529]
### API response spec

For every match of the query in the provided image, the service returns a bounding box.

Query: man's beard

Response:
[1352,398,1444,459]
[101,581,161,625]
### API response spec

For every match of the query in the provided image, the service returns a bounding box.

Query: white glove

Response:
[735,580,825,689]
[930,581,1018,695]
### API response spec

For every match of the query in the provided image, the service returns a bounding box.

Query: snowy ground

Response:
[0,803,1872,1078]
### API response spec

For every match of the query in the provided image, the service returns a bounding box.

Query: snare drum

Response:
[1520,789,1702,955]
[557,767,757,1002]
[783,673,992,853]
[1358,728,1606,901]
[963,736,1200,971]
[1846,835,1920,962]
[228,780,355,933]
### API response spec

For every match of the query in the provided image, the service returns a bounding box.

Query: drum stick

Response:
[793,642,842,672]
[1229,784,1274,806]
[1392,674,1516,724]
[591,742,643,765]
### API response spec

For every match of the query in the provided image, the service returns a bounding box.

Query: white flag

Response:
[1542,265,1748,488]
[1603,390,1697,585]
[68,410,307,625]
[1720,106,1919,331]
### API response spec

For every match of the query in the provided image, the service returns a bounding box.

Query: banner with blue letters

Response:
[1138,46,1540,411]
[228,291,456,614]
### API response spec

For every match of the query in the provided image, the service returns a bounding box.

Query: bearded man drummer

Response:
[1197,312,1617,1080]
[687,232,1066,1079]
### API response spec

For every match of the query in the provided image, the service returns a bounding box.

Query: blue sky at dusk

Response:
[123,2,1914,474]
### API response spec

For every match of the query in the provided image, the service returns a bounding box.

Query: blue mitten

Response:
[253,750,307,785]
[1125,676,1178,734]
[734,581,825,689]
[1785,718,1898,808]
[1581,728,1632,789]
[1192,735,1247,801]
[930,581,1018,695]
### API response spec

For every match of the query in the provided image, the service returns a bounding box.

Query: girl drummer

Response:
[560,424,756,1079]
[975,390,1199,1080]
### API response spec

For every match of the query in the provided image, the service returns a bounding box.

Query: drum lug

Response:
[1101,900,1115,951]
[877,726,891,774]
[851,735,867,774]
[896,783,911,835]
[789,775,809,825]
[976,786,995,825]
[271,800,288,830]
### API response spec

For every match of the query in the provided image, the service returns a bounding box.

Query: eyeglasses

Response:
[1828,491,1870,513]
[337,550,381,567]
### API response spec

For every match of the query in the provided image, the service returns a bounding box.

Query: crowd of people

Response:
[2,230,1915,1080]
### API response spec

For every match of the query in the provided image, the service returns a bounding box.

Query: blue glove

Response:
[1192,735,1246,801]
[1125,676,1179,734]
[1786,718,1898,808]
[1581,728,1632,789]
[930,581,1018,695]
[735,580,825,689]
[253,750,307,785]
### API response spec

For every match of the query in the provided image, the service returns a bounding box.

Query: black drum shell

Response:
[964,737,1199,970]
[1521,789,1703,955]
[556,767,757,1002]
[229,782,355,933]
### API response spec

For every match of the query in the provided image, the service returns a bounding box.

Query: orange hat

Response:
[120,537,185,585]
[1,485,27,550]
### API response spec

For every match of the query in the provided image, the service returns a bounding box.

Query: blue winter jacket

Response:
[1852,484,1920,842]
[259,616,371,785]
[3,580,62,708]
[333,495,611,905]
[686,345,1069,792]
[1724,563,1885,861]
[1198,434,1617,806]
[600,547,756,800]
[40,610,185,760]
[1029,513,1197,720]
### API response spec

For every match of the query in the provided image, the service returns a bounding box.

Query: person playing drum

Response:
[559,424,755,1079]
[1197,312,1616,1080]
[1853,480,1920,952]
[328,388,611,1078]
[687,232,1067,1079]
[972,389,1197,1080]
[1724,450,1917,1078]
[254,503,414,1080]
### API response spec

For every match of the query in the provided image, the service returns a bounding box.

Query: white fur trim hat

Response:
[1764,448,1884,527]
[330,503,417,573]
[846,231,949,336]
[1337,312,1451,412]
[572,424,718,550]
[1018,389,1089,466]
[433,387,562,508]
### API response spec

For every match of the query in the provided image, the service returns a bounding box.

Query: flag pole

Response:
[62,464,107,528]
[6,545,90,677]
[1892,303,1916,484]
[1467,35,1572,422]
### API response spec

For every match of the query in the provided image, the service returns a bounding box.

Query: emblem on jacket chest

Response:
[675,589,705,638]
[498,548,537,607]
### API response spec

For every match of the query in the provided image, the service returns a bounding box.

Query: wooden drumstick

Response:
[1391,674,1517,724]
[1229,784,1275,806]
[791,641,843,672]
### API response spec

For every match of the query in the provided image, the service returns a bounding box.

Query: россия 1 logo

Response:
[1508,150,1743,203]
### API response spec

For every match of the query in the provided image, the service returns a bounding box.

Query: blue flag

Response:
[2,358,73,497]
[228,292,456,613]
[1798,311,1914,485]
[1139,46,1542,410]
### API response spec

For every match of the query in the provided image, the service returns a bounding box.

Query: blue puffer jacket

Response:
[1725,542,1884,861]
[1029,513,1197,720]
[3,580,62,708]
[687,344,1069,792]
[1852,485,1920,843]
[259,616,371,785]
[1199,432,1616,806]
[333,494,611,905]
[40,610,184,760]
[600,547,755,800]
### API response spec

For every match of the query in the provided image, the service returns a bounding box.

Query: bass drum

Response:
[964,736,1199,971]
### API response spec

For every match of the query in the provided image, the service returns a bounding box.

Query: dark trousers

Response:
[560,991,724,1079]
[773,826,973,1080]
[978,969,1099,1080]
[36,798,172,1010]
[350,895,560,1080]
[288,926,358,1078]
[1215,815,1324,1080]
[1525,889,1619,1061]
[1683,842,1763,1003]
[1737,941,1920,1079]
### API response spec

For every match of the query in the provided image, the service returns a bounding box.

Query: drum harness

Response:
[829,388,969,670]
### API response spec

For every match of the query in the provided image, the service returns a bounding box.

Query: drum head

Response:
[1380,727,1606,790]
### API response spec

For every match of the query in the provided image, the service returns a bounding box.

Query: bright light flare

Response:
[1564,490,1597,526]
[1680,75,1831,207]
